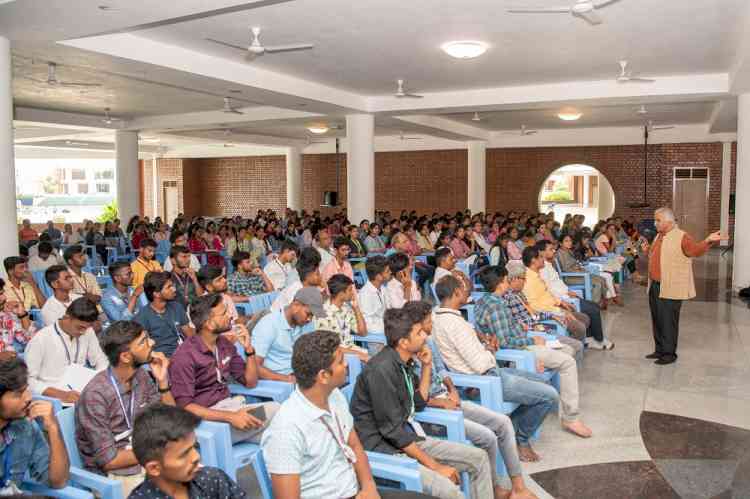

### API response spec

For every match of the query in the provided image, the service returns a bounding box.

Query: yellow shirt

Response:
[3,280,38,310]
[131,258,163,288]
[522,267,561,314]
[68,268,102,297]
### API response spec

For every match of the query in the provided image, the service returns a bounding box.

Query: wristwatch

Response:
[158,384,171,394]
[244,348,256,357]
[17,312,29,319]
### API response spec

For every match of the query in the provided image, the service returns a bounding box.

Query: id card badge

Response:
[407,416,427,438]
[114,428,133,443]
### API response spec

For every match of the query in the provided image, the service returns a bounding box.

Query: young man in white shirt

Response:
[263,241,299,290]
[270,250,322,313]
[357,256,391,334]
[28,241,63,272]
[262,329,432,499]
[25,297,109,404]
[163,231,201,272]
[433,248,471,295]
[41,265,84,327]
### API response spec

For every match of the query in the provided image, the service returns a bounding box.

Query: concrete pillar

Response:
[467,141,487,214]
[285,146,303,212]
[346,114,375,223]
[0,36,18,264]
[734,94,750,290]
[115,130,140,224]
[151,154,158,219]
[720,142,732,247]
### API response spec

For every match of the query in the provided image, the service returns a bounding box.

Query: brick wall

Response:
[487,143,724,230]
[143,142,732,233]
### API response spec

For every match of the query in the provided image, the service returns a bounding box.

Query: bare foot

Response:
[562,420,593,438]
[494,485,511,499]
[510,488,539,499]
[517,445,540,462]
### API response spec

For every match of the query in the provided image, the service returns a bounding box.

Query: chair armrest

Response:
[369,461,423,492]
[528,332,556,341]
[415,407,466,441]
[353,331,387,345]
[447,373,504,413]
[69,467,123,499]
[194,428,220,468]
[366,451,419,469]
[229,380,293,403]
[345,353,363,384]
[21,481,94,499]
[495,349,536,372]
[539,320,567,336]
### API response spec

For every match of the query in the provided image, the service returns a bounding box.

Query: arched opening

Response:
[538,164,615,224]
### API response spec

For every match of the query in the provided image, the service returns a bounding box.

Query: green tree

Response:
[97,200,118,223]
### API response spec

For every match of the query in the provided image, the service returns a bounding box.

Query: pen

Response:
[67,384,75,390]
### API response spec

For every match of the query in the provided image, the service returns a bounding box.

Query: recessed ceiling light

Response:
[307,125,329,134]
[441,41,488,59]
[557,107,583,121]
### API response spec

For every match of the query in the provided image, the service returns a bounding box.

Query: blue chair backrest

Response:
[138,293,149,309]
[32,271,54,299]
[56,407,84,469]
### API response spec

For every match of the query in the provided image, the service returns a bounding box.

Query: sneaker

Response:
[588,339,615,350]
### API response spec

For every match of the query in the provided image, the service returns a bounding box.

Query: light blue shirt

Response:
[251,309,309,375]
[101,286,135,322]
[261,388,358,499]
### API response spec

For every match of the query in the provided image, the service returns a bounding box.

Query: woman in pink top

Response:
[449,226,472,259]
[595,223,617,256]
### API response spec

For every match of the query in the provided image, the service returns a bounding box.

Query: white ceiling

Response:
[2,0,746,154]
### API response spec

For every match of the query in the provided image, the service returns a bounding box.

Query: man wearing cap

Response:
[251,287,322,382]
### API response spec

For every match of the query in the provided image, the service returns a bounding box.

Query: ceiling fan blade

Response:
[205,38,248,52]
[506,7,570,13]
[59,81,102,87]
[626,76,655,83]
[526,130,539,135]
[400,93,424,99]
[223,108,244,115]
[593,0,624,8]
[578,9,603,24]
[264,43,314,53]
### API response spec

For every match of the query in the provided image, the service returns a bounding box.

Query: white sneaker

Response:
[583,337,591,346]
[589,339,615,350]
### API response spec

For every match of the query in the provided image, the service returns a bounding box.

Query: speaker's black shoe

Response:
[655,356,677,365]
[645,352,661,359]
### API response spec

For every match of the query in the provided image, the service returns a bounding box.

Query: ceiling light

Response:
[557,107,582,121]
[307,125,329,134]
[441,41,488,59]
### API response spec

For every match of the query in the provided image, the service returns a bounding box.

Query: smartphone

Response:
[246,405,267,422]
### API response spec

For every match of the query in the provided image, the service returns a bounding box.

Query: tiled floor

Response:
[524,250,750,499]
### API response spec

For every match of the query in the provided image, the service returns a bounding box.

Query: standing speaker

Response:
[323,191,338,206]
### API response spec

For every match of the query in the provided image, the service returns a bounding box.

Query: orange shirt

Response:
[19,227,38,242]
[648,231,712,282]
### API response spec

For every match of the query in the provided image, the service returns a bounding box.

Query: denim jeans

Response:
[461,400,523,480]
[487,367,559,446]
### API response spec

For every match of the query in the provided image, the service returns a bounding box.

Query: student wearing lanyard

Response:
[76,321,175,497]
[168,245,203,309]
[2,256,47,311]
[263,241,299,291]
[63,245,103,305]
[25,297,109,405]
[0,357,69,493]
[262,330,435,499]
[314,274,369,362]
[350,309,495,499]
[135,272,193,358]
[131,239,164,289]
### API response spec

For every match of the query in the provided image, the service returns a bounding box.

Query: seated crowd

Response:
[0,208,634,498]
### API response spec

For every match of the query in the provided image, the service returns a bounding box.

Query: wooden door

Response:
[673,168,708,239]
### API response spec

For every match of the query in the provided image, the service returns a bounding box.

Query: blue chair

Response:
[56,407,125,499]
[32,270,54,299]
[155,240,171,266]
[353,268,367,288]
[553,257,592,301]
[29,307,44,329]
[96,275,113,289]
[234,291,280,316]
[21,481,94,498]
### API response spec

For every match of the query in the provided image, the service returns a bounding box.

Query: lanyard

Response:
[108,370,135,430]
[320,413,356,464]
[214,347,224,384]
[136,258,157,273]
[274,258,288,278]
[54,323,79,365]
[400,365,415,418]
[172,272,191,303]
[70,270,89,294]
[151,306,183,345]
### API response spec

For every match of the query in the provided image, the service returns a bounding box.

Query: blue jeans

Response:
[487,367,559,446]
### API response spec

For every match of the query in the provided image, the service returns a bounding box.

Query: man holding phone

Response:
[168,293,278,443]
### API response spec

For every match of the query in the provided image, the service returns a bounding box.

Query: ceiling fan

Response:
[27,62,102,87]
[636,105,649,115]
[399,131,422,141]
[221,97,244,115]
[206,27,314,58]
[394,79,423,99]
[503,125,538,136]
[471,112,481,122]
[102,108,123,125]
[647,120,675,131]
[617,60,655,83]
[506,0,621,26]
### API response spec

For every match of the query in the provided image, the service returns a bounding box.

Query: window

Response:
[94,169,114,180]
[77,183,88,194]
[71,169,86,180]
[96,183,110,193]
